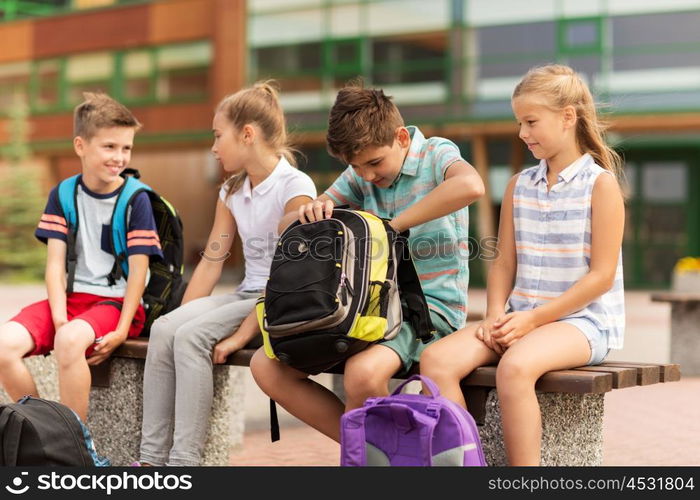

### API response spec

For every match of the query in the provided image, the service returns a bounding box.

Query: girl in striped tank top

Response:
[421,64,625,465]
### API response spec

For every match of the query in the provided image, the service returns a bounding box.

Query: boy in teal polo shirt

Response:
[251,85,484,442]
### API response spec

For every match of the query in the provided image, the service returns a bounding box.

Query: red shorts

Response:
[10,292,145,357]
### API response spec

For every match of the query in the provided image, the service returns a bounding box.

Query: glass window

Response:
[641,207,687,245]
[66,52,113,105]
[642,162,687,202]
[612,12,700,48]
[156,42,211,101]
[123,50,154,101]
[371,32,448,85]
[0,62,31,111]
[33,59,62,110]
[477,22,556,57]
[563,20,599,49]
[256,43,322,74]
[612,51,700,72]
[253,42,323,93]
[642,246,684,286]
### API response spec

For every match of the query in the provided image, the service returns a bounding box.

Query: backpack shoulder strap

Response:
[57,175,81,294]
[109,176,152,282]
[395,231,436,344]
[0,407,25,466]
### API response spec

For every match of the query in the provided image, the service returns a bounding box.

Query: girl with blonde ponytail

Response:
[420,64,626,465]
[135,81,316,466]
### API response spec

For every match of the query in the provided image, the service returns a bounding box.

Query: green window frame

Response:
[25,40,211,113]
[557,17,604,55]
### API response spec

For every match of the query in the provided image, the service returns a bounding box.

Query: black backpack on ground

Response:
[0,396,97,466]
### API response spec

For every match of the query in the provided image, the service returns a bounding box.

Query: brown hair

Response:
[512,64,622,179]
[326,84,404,164]
[73,92,141,140]
[218,81,296,196]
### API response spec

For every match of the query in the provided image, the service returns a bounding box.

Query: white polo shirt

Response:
[219,156,317,292]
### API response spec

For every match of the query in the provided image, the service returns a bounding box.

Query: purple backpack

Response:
[340,375,487,466]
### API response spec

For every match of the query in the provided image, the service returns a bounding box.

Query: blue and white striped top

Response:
[507,153,625,349]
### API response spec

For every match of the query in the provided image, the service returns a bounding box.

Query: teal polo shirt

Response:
[325,126,470,329]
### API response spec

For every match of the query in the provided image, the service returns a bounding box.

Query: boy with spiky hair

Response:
[0,93,162,420]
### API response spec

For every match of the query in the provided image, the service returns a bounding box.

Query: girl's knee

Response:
[496,354,535,387]
[149,317,174,342]
[172,327,210,354]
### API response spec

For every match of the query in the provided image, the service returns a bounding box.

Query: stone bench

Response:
[84,338,680,466]
[651,292,700,376]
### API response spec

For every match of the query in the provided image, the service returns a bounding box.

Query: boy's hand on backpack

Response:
[298,199,334,223]
[490,311,538,348]
[87,330,127,365]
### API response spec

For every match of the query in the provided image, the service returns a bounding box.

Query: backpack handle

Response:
[341,402,438,466]
[390,374,441,399]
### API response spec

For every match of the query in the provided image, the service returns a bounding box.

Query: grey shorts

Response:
[559,317,610,365]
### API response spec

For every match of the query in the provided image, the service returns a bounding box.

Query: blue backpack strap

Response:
[57,175,81,294]
[108,176,152,282]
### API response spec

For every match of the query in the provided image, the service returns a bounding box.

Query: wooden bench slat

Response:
[598,362,660,385]
[571,366,638,388]
[458,366,613,393]
[110,341,681,394]
[600,361,679,383]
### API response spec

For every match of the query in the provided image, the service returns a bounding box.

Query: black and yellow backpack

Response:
[256,208,435,375]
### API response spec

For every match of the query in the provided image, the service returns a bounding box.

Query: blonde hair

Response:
[512,64,622,179]
[73,92,141,140]
[217,81,296,196]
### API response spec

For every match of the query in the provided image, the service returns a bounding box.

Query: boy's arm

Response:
[45,238,68,331]
[278,195,317,233]
[388,160,485,232]
[87,253,149,365]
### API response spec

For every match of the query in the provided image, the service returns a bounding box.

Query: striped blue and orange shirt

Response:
[508,153,625,348]
[325,126,470,330]
[35,178,163,298]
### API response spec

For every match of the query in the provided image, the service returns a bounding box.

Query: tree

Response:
[0,89,46,281]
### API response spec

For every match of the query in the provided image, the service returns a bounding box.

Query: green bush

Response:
[0,92,46,282]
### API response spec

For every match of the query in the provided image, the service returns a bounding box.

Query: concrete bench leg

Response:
[87,358,246,466]
[670,302,700,376]
[478,389,604,466]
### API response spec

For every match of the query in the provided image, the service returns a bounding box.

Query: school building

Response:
[1,0,699,288]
